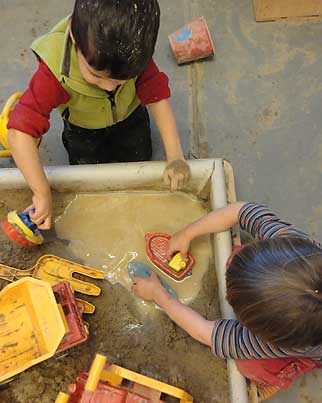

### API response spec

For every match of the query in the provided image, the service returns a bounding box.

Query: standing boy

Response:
[8,0,190,229]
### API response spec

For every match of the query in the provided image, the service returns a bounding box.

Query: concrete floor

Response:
[1,0,322,402]
[194,0,322,243]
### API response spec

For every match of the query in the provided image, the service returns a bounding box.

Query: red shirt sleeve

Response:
[136,59,171,106]
[7,60,70,138]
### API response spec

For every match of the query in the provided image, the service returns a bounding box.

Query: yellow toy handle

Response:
[103,364,194,402]
[0,92,41,157]
[0,92,22,157]
[2,92,22,118]
[54,356,107,402]
[85,354,107,391]
[55,392,69,403]
[55,353,193,402]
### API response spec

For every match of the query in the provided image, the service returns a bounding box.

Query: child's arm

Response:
[132,273,294,360]
[132,272,214,346]
[167,201,246,259]
[6,62,70,229]
[148,99,190,191]
[8,129,52,229]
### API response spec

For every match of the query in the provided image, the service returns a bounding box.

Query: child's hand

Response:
[28,192,52,230]
[166,231,191,260]
[131,272,165,301]
[163,159,191,191]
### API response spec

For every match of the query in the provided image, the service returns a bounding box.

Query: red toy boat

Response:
[145,232,195,281]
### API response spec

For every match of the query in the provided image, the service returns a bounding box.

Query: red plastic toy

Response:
[67,372,161,403]
[145,232,195,281]
[55,353,194,403]
[53,281,89,354]
[168,17,215,64]
[1,210,44,247]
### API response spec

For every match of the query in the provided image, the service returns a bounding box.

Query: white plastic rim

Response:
[211,159,248,403]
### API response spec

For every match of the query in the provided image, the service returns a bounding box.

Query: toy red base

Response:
[67,371,165,403]
[145,232,194,281]
[1,217,36,247]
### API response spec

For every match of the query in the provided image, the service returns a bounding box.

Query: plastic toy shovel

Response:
[0,255,105,296]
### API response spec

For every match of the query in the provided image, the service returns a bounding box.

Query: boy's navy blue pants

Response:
[62,106,152,165]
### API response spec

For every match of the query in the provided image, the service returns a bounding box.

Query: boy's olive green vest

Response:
[31,17,141,129]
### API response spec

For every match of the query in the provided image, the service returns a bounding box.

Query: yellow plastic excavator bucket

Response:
[0,92,41,157]
[0,277,65,383]
[0,254,105,297]
[33,255,105,296]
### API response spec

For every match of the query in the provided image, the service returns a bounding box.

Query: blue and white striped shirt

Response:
[211,202,322,362]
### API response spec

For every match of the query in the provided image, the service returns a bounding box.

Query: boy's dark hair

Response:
[71,0,160,80]
[226,237,322,349]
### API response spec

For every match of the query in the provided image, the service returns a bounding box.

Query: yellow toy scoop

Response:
[0,254,105,296]
[0,277,65,383]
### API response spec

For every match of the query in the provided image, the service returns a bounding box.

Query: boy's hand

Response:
[163,159,191,191]
[28,192,52,230]
[166,230,191,260]
[131,272,166,301]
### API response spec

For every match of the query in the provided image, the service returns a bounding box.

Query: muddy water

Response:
[55,191,212,303]
[0,190,229,403]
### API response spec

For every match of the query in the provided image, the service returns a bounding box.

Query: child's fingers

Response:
[163,170,171,187]
[166,239,176,259]
[166,246,175,260]
[131,277,149,289]
[131,284,140,296]
[176,175,184,190]
[183,172,190,186]
[30,209,51,228]
[23,204,34,213]
[131,281,139,291]
[170,175,179,191]
[172,171,187,191]
[131,276,141,285]
[36,216,51,230]
[29,211,44,224]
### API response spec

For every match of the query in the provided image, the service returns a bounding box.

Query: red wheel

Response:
[1,218,37,247]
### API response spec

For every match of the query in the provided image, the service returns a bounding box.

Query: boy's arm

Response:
[212,319,294,360]
[7,61,69,228]
[167,201,246,259]
[155,287,214,346]
[8,130,52,229]
[136,60,190,191]
[239,202,319,244]
[148,99,190,191]
[132,273,214,346]
[132,273,293,359]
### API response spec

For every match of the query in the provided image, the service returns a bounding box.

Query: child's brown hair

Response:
[226,237,322,349]
[71,0,160,79]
